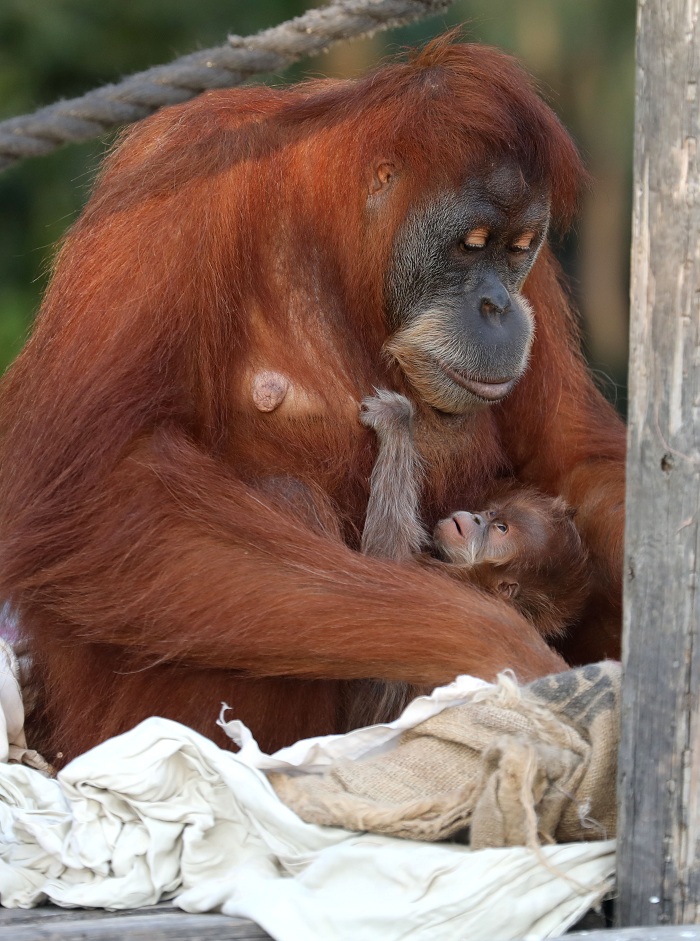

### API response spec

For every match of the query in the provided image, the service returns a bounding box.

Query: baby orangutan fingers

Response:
[359,389,415,437]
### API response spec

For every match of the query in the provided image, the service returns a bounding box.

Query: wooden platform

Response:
[2,902,699,941]
[0,903,271,940]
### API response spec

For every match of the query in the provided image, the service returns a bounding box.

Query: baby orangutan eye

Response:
[493,522,509,534]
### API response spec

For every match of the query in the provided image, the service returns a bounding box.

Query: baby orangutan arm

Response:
[360,390,428,561]
[353,390,430,729]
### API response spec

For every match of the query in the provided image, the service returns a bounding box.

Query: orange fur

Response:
[0,37,623,765]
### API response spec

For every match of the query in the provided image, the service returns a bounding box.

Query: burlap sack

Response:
[270,661,620,849]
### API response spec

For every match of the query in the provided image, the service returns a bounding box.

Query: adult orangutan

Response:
[0,36,626,766]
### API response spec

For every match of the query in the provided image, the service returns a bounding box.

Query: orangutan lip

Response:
[438,361,516,402]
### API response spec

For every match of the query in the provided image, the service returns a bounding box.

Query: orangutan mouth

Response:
[438,361,516,402]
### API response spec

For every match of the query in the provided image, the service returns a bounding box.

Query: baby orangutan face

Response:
[434,506,524,598]
[432,487,590,637]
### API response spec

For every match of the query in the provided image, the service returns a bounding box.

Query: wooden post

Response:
[618,0,700,926]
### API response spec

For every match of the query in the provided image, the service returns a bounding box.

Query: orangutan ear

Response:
[497,581,520,600]
[369,161,399,195]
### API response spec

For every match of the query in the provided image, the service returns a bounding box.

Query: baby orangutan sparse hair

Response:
[361,390,590,640]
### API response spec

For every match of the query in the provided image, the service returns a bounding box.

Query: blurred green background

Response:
[0,0,635,408]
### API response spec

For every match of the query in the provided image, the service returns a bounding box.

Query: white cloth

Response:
[0,638,25,763]
[0,675,615,940]
[0,639,53,774]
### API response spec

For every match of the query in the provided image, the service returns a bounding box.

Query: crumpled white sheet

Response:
[0,638,53,774]
[0,670,615,941]
[0,638,26,763]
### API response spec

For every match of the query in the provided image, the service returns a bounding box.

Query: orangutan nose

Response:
[479,278,511,319]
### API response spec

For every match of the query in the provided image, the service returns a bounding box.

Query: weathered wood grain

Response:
[3,906,700,941]
[618,0,700,927]
[561,930,700,941]
[0,903,271,939]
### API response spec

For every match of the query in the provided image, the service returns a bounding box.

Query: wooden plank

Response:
[0,904,271,940]
[618,0,700,928]
[559,931,700,941]
[3,911,700,941]
[0,903,172,923]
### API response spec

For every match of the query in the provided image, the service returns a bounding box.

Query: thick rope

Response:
[0,0,454,172]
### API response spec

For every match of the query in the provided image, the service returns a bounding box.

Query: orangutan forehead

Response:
[401,175,551,238]
[461,164,552,220]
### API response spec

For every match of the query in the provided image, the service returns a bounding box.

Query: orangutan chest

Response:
[234,366,509,527]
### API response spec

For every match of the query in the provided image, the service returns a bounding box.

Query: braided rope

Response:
[0,0,454,172]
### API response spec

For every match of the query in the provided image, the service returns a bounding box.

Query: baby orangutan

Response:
[360,390,590,640]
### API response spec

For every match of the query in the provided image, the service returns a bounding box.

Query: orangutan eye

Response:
[494,522,509,534]
[509,230,536,253]
[460,226,489,252]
